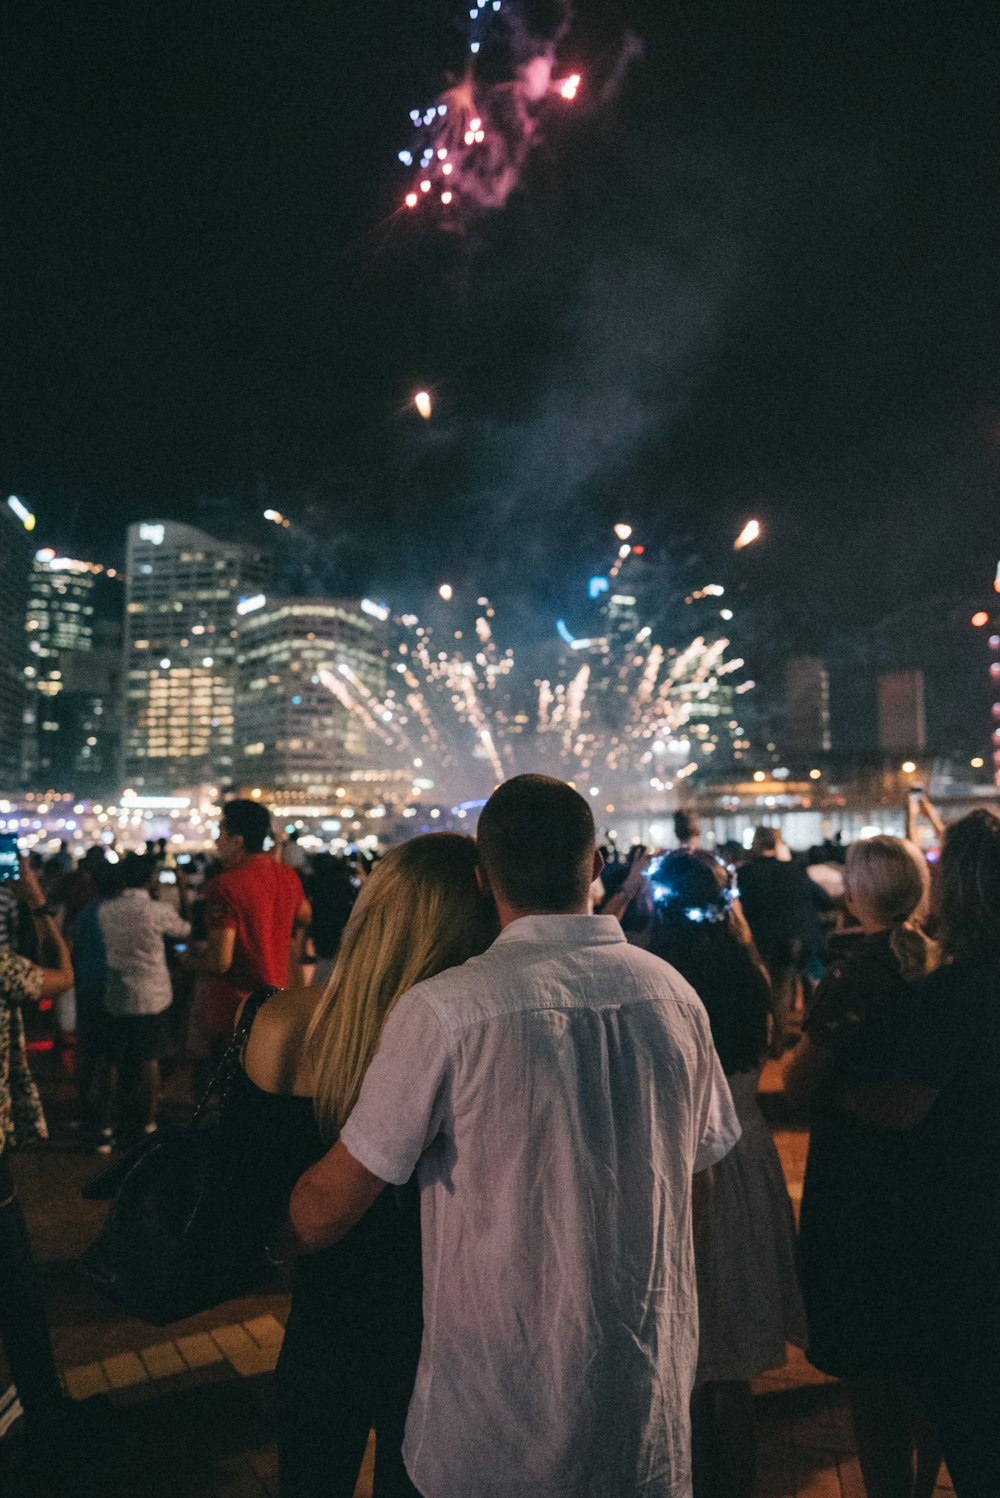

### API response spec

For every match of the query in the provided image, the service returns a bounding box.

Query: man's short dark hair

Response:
[120,852,155,890]
[751,825,778,856]
[221,798,272,854]
[673,809,700,844]
[476,775,595,912]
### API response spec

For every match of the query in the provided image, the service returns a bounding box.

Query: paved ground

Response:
[0,1041,954,1497]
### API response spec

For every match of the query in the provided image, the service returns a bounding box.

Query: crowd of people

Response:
[0,781,996,1498]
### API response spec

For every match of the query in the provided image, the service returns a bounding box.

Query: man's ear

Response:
[591,848,605,881]
[475,864,491,895]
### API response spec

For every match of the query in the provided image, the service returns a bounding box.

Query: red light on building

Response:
[972,610,989,627]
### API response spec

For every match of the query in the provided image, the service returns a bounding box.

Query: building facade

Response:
[784,655,832,754]
[0,504,32,789]
[234,597,391,798]
[123,521,268,793]
[877,670,927,755]
[22,551,124,796]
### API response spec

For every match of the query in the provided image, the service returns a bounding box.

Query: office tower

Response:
[23,550,124,795]
[123,521,268,793]
[784,656,832,754]
[234,597,391,797]
[877,670,927,754]
[0,502,32,789]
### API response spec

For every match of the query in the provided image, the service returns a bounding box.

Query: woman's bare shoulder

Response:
[243,985,322,1096]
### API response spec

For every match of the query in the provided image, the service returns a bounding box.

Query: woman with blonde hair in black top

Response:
[784,834,941,1498]
[241,832,495,1498]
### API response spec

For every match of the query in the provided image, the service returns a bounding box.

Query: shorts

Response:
[100,1011,171,1064]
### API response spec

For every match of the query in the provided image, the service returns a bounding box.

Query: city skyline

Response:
[2,504,993,815]
[4,1,998,763]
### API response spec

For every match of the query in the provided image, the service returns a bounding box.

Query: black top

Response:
[805,930,915,1107]
[737,857,800,967]
[894,957,1000,1305]
[237,1070,422,1315]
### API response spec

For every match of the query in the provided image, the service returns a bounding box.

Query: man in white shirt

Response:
[289,775,739,1498]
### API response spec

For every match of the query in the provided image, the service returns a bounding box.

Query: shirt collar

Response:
[493,914,626,947]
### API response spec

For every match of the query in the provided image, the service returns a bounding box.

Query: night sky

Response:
[6,1,999,749]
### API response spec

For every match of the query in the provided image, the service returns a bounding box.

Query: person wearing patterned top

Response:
[0,856,99,1470]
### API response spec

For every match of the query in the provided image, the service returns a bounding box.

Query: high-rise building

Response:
[234,597,392,797]
[0,502,32,789]
[123,521,268,793]
[22,550,124,795]
[877,670,927,754]
[784,656,832,754]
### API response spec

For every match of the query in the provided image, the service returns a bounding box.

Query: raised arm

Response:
[15,859,74,1001]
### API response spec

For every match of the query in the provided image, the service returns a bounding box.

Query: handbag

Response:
[78,985,284,1325]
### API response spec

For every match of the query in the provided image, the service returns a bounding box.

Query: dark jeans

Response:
[0,1151,63,1416]
[275,1195,424,1498]
[276,1301,423,1498]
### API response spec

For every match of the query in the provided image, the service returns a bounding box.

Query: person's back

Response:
[349,919,732,1494]
[737,850,798,968]
[206,854,303,992]
[292,776,739,1498]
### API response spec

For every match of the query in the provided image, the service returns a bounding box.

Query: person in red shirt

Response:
[185,800,311,1062]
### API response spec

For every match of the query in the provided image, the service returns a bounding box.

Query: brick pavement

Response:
[0,1045,955,1496]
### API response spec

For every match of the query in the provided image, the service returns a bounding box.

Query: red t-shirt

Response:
[202,855,305,1039]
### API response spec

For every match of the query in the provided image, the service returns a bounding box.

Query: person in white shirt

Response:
[95,852,190,1150]
[287,775,740,1498]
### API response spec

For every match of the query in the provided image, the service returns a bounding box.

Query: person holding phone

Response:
[94,852,191,1149]
[0,858,101,1471]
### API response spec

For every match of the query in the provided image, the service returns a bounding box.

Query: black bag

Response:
[78,986,282,1325]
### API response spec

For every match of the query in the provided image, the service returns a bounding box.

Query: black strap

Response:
[192,985,278,1123]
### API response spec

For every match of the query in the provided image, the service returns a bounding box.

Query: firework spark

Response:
[319,536,758,803]
[398,1,581,221]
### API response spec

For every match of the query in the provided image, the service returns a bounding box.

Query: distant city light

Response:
[263,509,291,528]
[734,519,761,550]
[360,598,390,621]
[588,576,610,600]
[560,73,581,100]
[236,594,267,616]
[809,769,822,780]
[439,584,453,601]
[613,523,632,541]
[415,391,433,419]
[901,760,917,774]
[138,523,164,545]
[972,611,989,627]
[971,757,985,769]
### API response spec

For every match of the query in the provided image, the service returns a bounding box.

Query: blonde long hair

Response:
[307,833,494,1141]
[844,835,940,981]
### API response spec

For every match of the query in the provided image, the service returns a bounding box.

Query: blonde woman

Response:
[783,836,940,1498]
[241,833,495,1498]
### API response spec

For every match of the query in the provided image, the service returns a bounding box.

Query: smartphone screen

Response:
[0,833,19,883]
[158,870,177,885]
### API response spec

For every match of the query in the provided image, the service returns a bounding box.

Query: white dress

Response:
[694,1067,807,1384]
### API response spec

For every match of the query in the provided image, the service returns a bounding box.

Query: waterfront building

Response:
[0,502,32,789]
[23,550,123,796]
[234,596,392,799]
[123,521,268,793]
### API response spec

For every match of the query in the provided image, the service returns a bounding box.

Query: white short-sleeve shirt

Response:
[98,888,191,1016]
[340,914,740,1498]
